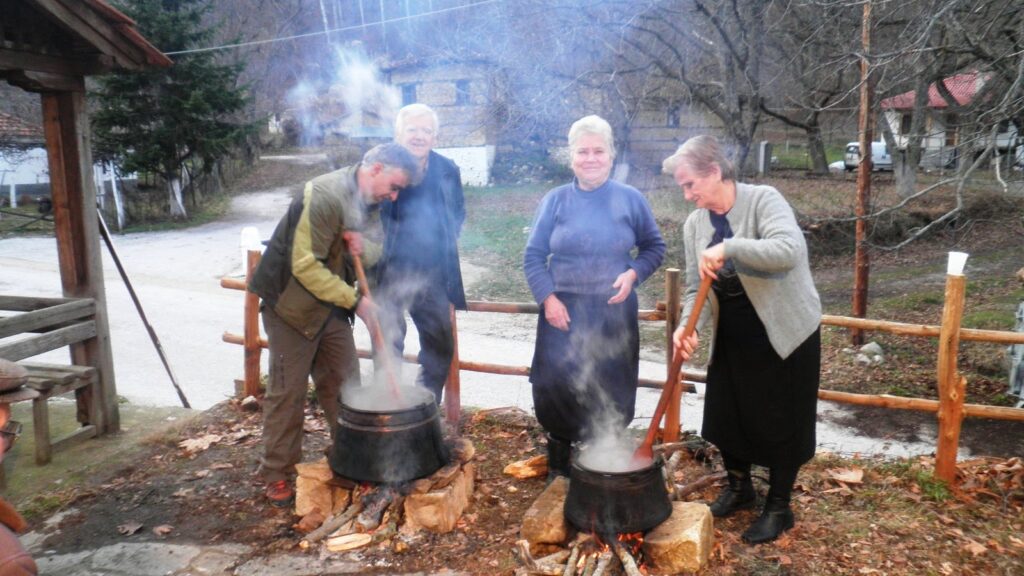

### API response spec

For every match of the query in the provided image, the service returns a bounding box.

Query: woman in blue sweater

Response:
[523,115,666,479]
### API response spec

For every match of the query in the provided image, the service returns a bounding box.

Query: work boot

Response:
[741,495,795,544]
[709,469,756,518]
[545,433,572,483]
[265,480,294,508]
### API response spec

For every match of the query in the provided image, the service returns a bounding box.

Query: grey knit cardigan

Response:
[681,182,821,360]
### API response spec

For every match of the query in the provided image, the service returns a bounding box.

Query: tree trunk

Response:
[895,149,918,199]
[168,177,187,219]
[806,124,829,174]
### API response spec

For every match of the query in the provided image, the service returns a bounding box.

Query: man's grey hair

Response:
[362,143,420,182]
[662,134,737,181]
[568,115,616,160]
[395,103,439,135]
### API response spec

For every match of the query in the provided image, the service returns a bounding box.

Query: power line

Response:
[163,0,503,56]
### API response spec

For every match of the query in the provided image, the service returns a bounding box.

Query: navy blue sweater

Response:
[524,178,666,303]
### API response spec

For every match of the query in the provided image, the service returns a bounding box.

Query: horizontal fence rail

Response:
[221,250,1024,484]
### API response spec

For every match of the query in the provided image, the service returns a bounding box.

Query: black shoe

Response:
[742,498,795,544]
[545,433,572,483]
[709,475,756,518]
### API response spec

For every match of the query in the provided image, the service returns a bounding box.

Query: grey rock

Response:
[91,542,200,575]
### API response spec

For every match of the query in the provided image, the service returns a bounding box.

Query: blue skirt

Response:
[530,291,639,441]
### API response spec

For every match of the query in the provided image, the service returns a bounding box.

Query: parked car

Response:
[844,141,892,171]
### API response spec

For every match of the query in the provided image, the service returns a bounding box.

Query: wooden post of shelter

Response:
[935,253,968,483]
[444,304,461,426]
[40,89,117,433]
[243,249,262,398]
[663,269,682,442]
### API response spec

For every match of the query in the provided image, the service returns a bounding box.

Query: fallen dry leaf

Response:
[828,467,865,484]
[963,539,987,556]
[117,522,143,536]
[178,434,221,453]
[152,525,173,536]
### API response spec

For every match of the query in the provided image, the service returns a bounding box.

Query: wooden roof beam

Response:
[26,0,149,71]
[0,50,110,78]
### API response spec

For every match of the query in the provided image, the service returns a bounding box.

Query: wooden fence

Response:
[221,250,1024,484]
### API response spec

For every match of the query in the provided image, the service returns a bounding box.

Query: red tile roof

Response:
[880,72,981,110]
[0,112,43,142]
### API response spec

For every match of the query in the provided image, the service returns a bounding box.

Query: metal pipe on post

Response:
[243,249,262,398]
[935,252,969,483]
[663,269,682,442]
[444,304,461,426]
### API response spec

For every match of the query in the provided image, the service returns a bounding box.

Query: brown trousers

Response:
[0,500,36,576]
[260,307,360,483]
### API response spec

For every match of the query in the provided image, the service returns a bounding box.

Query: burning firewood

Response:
[579,553,597,576]
[356,486,398,532]
[298,503,362,548]
[664,450,684,499]
[590,551,613,576]
[612,542,643,576]
[514,539,570,575]
[504,455,548,479]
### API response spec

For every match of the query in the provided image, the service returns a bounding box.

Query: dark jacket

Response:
[249,166,381,339]
[378,150,467,310]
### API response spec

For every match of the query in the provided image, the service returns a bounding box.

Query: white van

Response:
[844,141,892,171]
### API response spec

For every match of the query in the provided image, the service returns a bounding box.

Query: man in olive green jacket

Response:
[249,143,418,506]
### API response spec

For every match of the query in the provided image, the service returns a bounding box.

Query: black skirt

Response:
[530,291,639,442]
[702,291,821,469]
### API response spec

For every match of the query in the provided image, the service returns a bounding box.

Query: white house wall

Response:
[436,145,494,187]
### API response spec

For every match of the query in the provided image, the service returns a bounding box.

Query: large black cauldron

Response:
[564,452,672,534]
[329,385,448,484]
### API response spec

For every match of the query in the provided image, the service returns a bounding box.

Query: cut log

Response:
[325,532,372,552]
[579,553,597,576]
[504,455,548,479]
[675,471,727,499]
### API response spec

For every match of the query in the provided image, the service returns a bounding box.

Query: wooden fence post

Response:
[243,249,262,398]
[663,269,682,442]
[444,304,461,426]
[935,256,967,483]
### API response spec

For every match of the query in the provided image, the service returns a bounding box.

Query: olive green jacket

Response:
[249,166,381,339]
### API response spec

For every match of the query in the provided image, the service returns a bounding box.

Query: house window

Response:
[900,114,912,135]
[401,84,417,106]
[945,114,958,147]
[455,80,471,105]
[667,105,681,128]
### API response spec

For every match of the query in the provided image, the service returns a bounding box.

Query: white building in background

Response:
[385,59,497,187]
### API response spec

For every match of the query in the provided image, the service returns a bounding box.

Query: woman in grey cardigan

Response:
[665,135,821,544]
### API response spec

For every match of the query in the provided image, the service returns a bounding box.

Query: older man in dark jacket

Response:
[249,143,417,507]
[377,104,467,405]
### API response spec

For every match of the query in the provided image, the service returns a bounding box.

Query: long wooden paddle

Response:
[352,255,400,398]
[632,275,713,464]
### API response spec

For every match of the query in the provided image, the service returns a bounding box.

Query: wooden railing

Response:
[221,251,1024,484]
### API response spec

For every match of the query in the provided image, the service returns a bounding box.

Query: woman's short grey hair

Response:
[568,115,616,160]
[363,143,420,182]
[662,134,736,181]
[395,103,439,135]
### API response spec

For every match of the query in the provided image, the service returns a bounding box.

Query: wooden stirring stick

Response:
[632,275,713,464]
[352,254,400,398]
